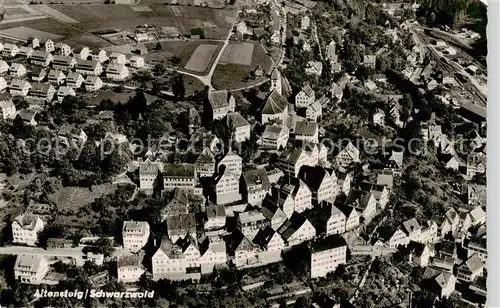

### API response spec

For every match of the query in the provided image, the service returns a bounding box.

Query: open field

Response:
[34,5,80,24]
[212,43,274,90]
[0,18,112,48]
[220,42,254,66]
[0,26,63,41]
[184,44,220,72]
[145,40,223,75]
[49,4,237,39]
[140,0,227,8]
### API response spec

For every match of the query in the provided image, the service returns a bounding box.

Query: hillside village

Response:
[0,0,488,306]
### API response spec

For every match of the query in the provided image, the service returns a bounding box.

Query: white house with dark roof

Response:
[19,46,33,58]
[162,188,190,218]
[106,63,129,80]
[325,203,346,235]
[260,124,289,150]
[262,194,288,230]
[9,79,31,97]
[91,49,108,63]
[117,253,146,283]
[163,164,196,191]
[298,165,338,204]
[335,141,360,167]
[139,160,164,192]
[217,149,242,178]
[109,52,127,65]
[261,90,289,125]
[29,82,56,101]
[207,90,235,120]
[57,124,87,148]
[253,225,286,252]
[335,202,360,231]
[278,212,316,246]
[66,72,85,88]
[12,214,45,246]
[295,84,315,108]
[41,39,54,52]
[9,63,26,78]
[57,86,76,103]
[434,272,457,299]
[47,69,66,85]
[310,234,347,278]
[305,61,322,76]
[152,237,197,280]
[55,42,72,56]
[0,93,16,119]
[346,189,377,222]
[129,56,145,68]
[204,203,226,230]
[294,121,319,143]
[279,148,310,177]
[457,254,485,282]
[166,214,197,242]
[52,55,77,71]
[195,148,217,178]
[73,46,90,60]
[199,236,227,274]
[122,221,150,252]
[2,43,19,57]
[230,230,259,267]
[30,51,53,67]
[242,168,271,205]
[306,101,322,122]
[76,60,103,76]
[31,67,47,82]
[226,112,250,142]
[213,166,241,205]
[17,109,38,126]
[0,60,9,74]
[85,76,103,92]
[14,254,49,284]
[237,210,270,240]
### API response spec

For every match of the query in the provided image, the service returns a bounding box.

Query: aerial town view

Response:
[0,0,488,306]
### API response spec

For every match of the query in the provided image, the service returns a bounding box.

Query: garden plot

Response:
[184,44,220,72]
[219,42,254,66]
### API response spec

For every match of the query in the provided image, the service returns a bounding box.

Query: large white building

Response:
[14,254,49,284]
[325,203,346,235]
[242,168,271,205]
[295,84,315,108]
[106,63,129,80]
[139,160,163,192]
[117,254,146,283]
[310,234,347,278]
[217,149,242,178]
[12,214,45,246]
[122,221,150,252]
[207,90,235,120]
[213,166,241,205]
[261,90,289,125]
[299,166,338,204]
[163,164,196,191]
[227,112,250,143]
[277,212,316,247]
[261,124,289,150]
